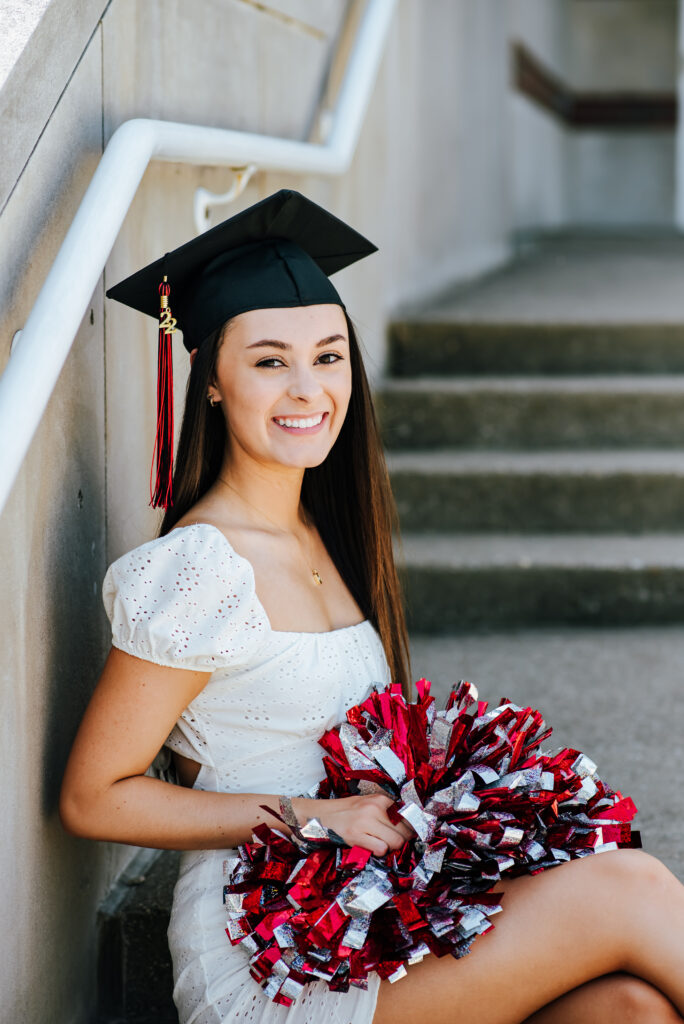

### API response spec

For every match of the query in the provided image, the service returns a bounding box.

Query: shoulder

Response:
[102,523,268,670]
[104,521,249,592]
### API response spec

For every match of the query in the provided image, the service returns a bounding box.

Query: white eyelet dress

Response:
[102,522,392,1024]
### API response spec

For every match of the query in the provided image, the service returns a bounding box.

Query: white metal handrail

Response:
[0,0,396,517]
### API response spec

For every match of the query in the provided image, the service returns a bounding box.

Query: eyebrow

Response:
[246,334,347,350]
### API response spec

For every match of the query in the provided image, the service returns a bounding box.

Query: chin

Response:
[272,446,335,470]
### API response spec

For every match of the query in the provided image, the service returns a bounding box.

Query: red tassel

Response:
[150,276,176,509]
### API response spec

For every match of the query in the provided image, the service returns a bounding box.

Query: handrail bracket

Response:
[193,164,258,234]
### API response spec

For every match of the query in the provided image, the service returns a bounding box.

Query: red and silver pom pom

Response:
[223,679,641,1006]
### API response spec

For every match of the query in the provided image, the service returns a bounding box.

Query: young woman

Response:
[60,191,684,1024]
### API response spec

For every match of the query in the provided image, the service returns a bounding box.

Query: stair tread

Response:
[390,318,684,328]
[387,449,684,473]
[398,532,684,567]
[381,375,684,393]
[389,235,684,325]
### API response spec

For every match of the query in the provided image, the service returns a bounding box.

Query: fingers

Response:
[396,820,416,842]
[355,794,415,855]
[319,793,418,856]
[366,793,418,843]
[362,820,408,856]
[362,834,391,857]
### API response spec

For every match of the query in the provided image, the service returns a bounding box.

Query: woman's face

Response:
[200,303,352,471]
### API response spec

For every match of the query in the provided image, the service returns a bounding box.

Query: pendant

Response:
[311,568,323,586]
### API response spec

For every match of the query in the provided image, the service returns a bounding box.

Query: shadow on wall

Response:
[41,454,108,818]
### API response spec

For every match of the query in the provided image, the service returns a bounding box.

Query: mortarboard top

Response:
[105,188,378,352]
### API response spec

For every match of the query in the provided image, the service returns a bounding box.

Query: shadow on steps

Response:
[97,849,180,1024]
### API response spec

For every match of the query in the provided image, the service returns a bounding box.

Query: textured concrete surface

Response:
[507,2,677,233]
[401,532,684,568]
[388,322,684,377]
[398,533,684,631]
[402,235,684,324]
[0,22,110,1024]
[388,449,684,533]
[383,235,684,634]
[98,850,180,1024]
[0,0,105,214]
[379,375,684,450]
[383,234,684,632]
[0,0,51,88]
[409,626,684,883]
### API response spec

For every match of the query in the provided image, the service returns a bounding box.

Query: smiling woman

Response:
[59,190,415,1024]
[58,189,684,1024]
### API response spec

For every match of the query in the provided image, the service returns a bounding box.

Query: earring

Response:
[208,394,218,406]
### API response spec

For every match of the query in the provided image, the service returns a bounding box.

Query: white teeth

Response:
[275,413,324,429]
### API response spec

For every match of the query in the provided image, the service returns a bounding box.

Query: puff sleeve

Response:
[102,524,268,671]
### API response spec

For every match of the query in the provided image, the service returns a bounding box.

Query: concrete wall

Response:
[0,1,519,1019]
[509,0,571,233]
[566,0,677,226]
[0,5,112,1022]
[509,0,678,233]
[676,0,684,226]
[566,0,677,91]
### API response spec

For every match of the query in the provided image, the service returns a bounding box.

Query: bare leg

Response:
[372,849,684,1024]
[522,972,682,1023]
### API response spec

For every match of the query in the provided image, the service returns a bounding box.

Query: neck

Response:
[216,454,306,533]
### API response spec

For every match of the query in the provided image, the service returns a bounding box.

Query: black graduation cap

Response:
[106,187,378,352]
[105,188,378,510]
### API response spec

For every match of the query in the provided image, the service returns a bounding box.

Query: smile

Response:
[272,412,327,433]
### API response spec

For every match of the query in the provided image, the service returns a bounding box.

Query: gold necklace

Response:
[217,475,323,586]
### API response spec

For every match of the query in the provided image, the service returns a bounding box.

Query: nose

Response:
[286,362,324,403]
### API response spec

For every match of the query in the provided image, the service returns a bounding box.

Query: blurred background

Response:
[1,1,684,1020]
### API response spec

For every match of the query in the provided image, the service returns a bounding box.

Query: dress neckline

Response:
[167,521,372,639]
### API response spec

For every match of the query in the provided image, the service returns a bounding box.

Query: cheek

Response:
[332,365,353,418]
[222,372,275,436]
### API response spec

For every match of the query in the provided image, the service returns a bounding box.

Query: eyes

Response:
[255,352,344,369]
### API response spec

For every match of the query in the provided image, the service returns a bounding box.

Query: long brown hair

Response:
[158,310,412,699]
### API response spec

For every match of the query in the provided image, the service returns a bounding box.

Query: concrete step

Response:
[378,376,684,450]
[398,532,684,631]
[388,321,684,377]
[387,449,684,532]
[97,849,180,1023]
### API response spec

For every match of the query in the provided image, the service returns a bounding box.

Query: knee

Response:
[595,847,675,893]
[610,973,680,1023]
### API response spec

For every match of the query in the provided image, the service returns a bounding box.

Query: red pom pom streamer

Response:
[223,679,641,1006]
[150,276,175,509]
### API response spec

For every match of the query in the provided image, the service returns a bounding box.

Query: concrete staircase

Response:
[380,258,684,632]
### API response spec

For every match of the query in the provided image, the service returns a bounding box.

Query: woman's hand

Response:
[292,793,415,856]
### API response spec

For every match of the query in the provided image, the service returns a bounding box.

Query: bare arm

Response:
[59,646,413,853]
